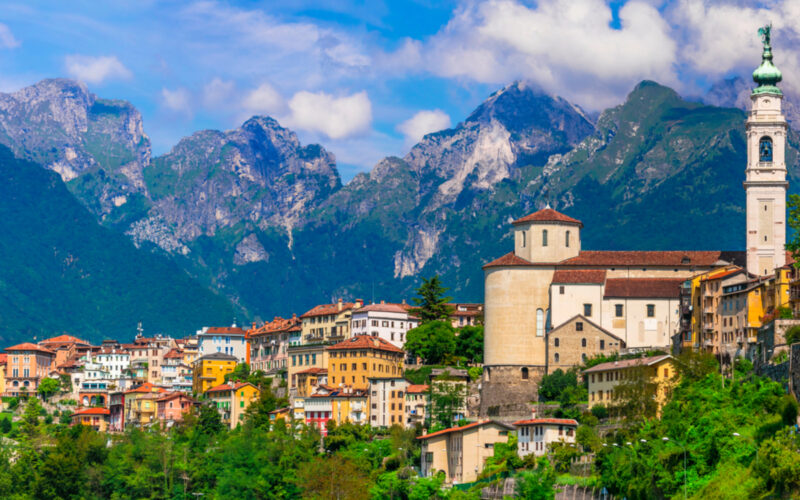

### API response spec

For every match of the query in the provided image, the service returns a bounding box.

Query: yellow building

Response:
[192,352,238,394]
[326,336,404,390]
[299,299,363,344]
[123,383,166,427]
[206,382,260,429]
[71,407,110,432]
[584,354,677,415]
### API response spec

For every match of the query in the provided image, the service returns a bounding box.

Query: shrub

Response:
[590,404,609,420]
[785,325,800,346]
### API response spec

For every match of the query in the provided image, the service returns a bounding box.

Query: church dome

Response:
[753,26,782,95]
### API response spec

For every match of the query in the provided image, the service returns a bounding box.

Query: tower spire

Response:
[753,24,782,95]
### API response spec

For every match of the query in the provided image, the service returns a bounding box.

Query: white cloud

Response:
[398,109,451,144]
[202,77,235,109]
[0,24,20,49]
[161,87,193,115]
[241,82,285,117]
[285,90,372,140]
[64,55,131,85]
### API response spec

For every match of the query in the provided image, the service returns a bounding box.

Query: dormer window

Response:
[760,136,773,162]
[542,229,548,247]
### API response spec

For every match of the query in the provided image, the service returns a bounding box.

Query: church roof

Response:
[559,251,724,267]
[603,278,684,299]
[551,269,606,284]
[482,252,537,269]
[512,208,583,227]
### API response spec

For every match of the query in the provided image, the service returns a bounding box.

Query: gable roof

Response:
[356,303,410,314]
[327,335,404,353]
[72,407,110,416]
[417,420,515,440]
[301,301,358,318]
[201,326,246,335]
[513,418,578,426]
[552,269,606,284]
[512,208,583,227]
[559,251,723,267]
[249,315,302,337]
[547,315,626,346]
[163,349,184,359]
[5,343,55,354]
[195,352,238,362]
[296,367,327,375]
[39,334,90,346]
[699,268,744,282]
[156,392,196,403]
[483,252,538,269]
[583,354,673,374]
[124,382,165,395]
[603,278,683,299]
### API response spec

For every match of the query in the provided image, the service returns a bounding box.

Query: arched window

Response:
[582,353,587,362]
[521,367,529,380]
[581,338,587,347]
[554,338,559,347]
[760,136,773,162]
[554,353,560,363]
[542,229,548,247]
[566,230,570,247]
[536,309,544,337]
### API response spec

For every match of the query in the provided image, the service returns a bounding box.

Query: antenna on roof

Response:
[137,322,143,338]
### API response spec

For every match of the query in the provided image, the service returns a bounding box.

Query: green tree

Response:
[224,362,250,383]
[0,418,10,434]
[455,325,483,364]
[37,377,60,400]
[538,368,579,402]
[244,384,287,429]
[428,376,466,429]
[412,275,453,323]
[404,321,457,365]
[610,365,658,421]
[296,455,370,500]
[19,398,42,441]
[786,193,800,266]
[514,457,556,500]
[785,324,800,345]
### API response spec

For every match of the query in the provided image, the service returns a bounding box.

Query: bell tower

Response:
[746,24,788,276]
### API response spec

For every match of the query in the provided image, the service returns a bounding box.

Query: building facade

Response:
[514,418,578,457]
[326,336,404,391]
[192,353,238,394]
[350,302,419,349]
[368,377,407,427]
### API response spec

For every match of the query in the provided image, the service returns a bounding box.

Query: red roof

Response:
[356,303,410,314]
[300,301,357,318]
[406,384,429,393]
[163,349,184,359]
[5,343,55,354]
[327,335,404,353]
[40,334,90,346]
[552,269,606,284]
[559,251,723,267]
[73,407,110,416]
[603,278,683,298]
[512,208,583,227]
[206,382,256,393]
[249,315,302,337]
[203,326,247,335]
[583,355,673,373]
[296,367,328,375]
[156,392,195,403]
[417,420,515,440]
[124,382,165,395]
[699,268,744,281]
[0,354,7,365]
[483,252,537,269]
[513,418,578,426]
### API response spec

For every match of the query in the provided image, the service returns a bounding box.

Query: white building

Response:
[514,417,578,457]
[368,377,407,427]
[350,302,419,349]
[91,347,130,379]
[196,326,248,362]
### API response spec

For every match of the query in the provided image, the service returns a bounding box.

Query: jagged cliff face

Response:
[0,79,150,215]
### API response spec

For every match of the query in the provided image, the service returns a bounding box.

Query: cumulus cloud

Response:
[161,87,193,116]
[202,77,236,109]
[64,55,132,85]
[398,109,452,144]
[285,90,372,140]
[241,82,285,116]
[0,24,20,49]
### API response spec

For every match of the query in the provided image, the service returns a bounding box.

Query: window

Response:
[759,136,773,162]
[664,368,670,378]
[559,285,565,295]
[542,229,548,247]
[581,338,586,347]
[576,322,583,331]
[647,304,655,317]
[565,230,570,247]
[536,309,544,337]
[554,338,559,347]
[521,367,529,380]
[600,340,605,350]
[522,231,526,247]
[583,304,592,317]
[554,353,559,363]
[615,304,623,317]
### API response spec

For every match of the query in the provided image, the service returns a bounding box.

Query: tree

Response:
[0,418,10,434]
[785,324,800,345]
[514,457,556,500]
[610,365,658,421]
[428,376,466,429]
[404,321,456,365]
[538,368,579,402]
[244,384,286,429]
[412,275,453,323]
[296,455,370,500]
[196,403,224,436]
[455,325,483,364]
[224,362,250,383]
[673,349,718,382]
[19,398,42,440]
[786,193,800,266]
[37,377,60,400]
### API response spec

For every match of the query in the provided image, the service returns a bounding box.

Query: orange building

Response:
[5,343,56,396]
[71,407,110,432]
[326,336,404,391]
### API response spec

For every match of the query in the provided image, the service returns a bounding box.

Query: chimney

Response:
[355,299,363,308]
[531,407,537,419]
[401,299,406,305]
[338,298,343,312]
[380,300,385,305]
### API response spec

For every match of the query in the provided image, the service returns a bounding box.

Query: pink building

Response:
[249,315,299,376]
[156,392,197,424]
[5,343,56,396]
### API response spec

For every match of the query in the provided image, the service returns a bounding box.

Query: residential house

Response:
[0,354,7,396]
[404,384,429,428]
[291,367,327,421]
[327,336,405,391]
[546,315,625,373]
[368,377,407,427]
[123,382,166,427]
[192,352,238,394]
[308,385,368,428]
[4,343,56,396]
[156,392,197,425]
[109,392,124,431]
[268,407,291,423]
[447,303,483,328]
[205,382,260,429]
[161,349,191,391]
[196,326,248,362]
[418,420,514,485]
[300,299,363,345]
[584,355,677,414]
[39,335,92,370]
[288,343,329,402]
[514,418,578,457]
[350,302,419,349]
[71,407,110,432]
[249,315,299,376]
[304,392,332,435]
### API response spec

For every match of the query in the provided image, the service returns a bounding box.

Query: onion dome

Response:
[753,25,782,95]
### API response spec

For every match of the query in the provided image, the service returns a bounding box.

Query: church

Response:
[479,28,788,418]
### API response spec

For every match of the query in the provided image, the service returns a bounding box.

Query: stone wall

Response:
[479,365,545,419]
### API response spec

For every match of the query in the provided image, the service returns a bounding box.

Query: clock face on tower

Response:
[759,137,773,162]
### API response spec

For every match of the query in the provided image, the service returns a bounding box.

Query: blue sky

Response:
[0,0,796,180]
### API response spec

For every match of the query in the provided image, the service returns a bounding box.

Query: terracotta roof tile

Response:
[405,384,429,393]
[512,208,583,227]
[326,336,404,353]
[417,420,515,440]
[203,326,247,335]
[483,252,537,269]
[300,302,357,318]
[206,382,256,393]
[296,367,328,375]
[124,382,165,394]
[603,278,683,298]
[559,250,723,267]
[0,354,7,365]
[583,355,673,374]
[249,316,302,337]
[5,343,55,354]
[73,407,110,416]
[552,269,606,284]
[163,349,184,359]
[513,418,578,426]
[39,335,90,346]
[356,303,410,314]
[699,268,744,281]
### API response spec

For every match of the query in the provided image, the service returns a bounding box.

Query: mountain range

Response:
[0,76,796,343]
